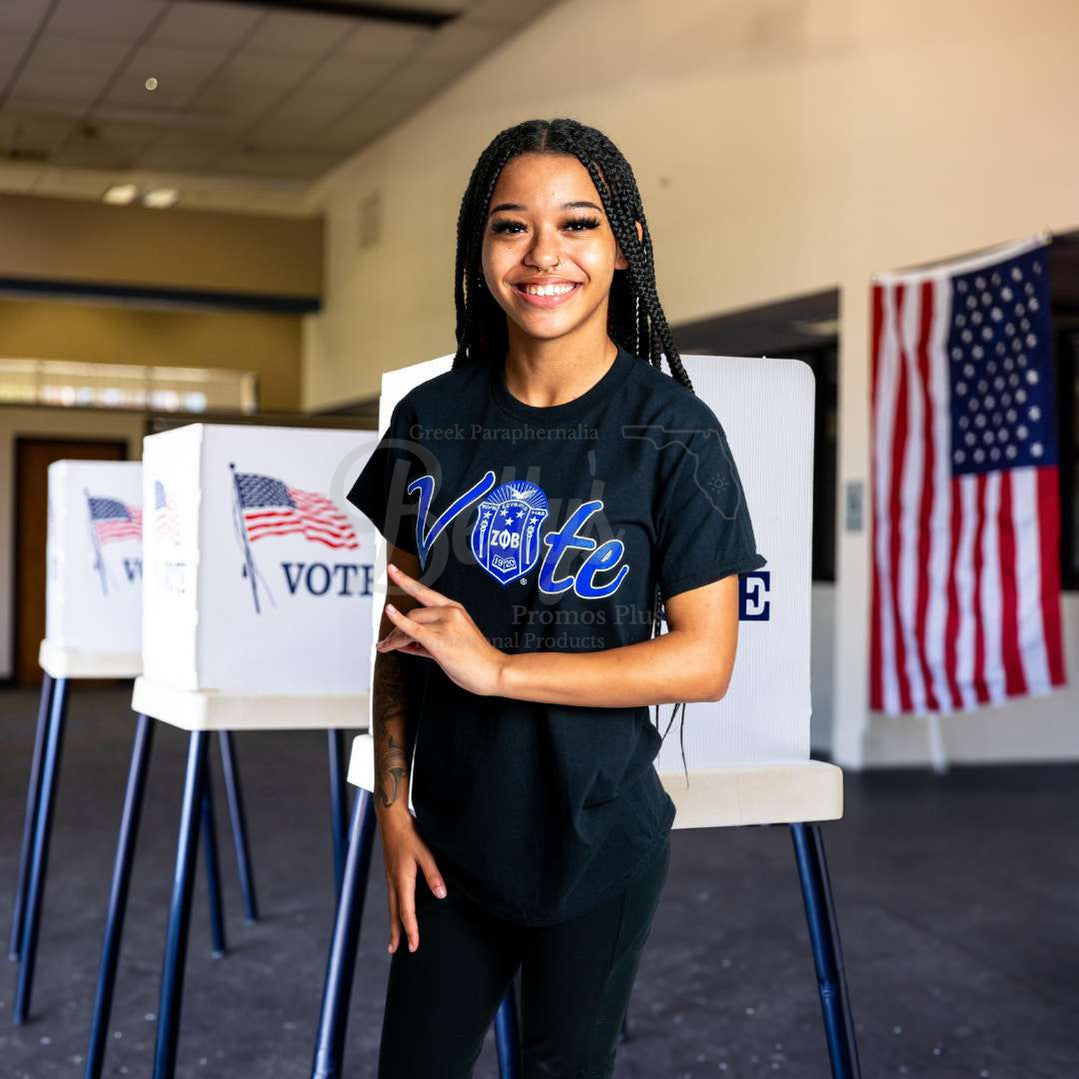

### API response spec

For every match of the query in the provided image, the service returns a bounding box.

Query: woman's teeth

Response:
[519,283,577,296]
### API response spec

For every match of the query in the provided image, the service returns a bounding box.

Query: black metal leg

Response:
[85,714,155,1079]
[201,779,227,959]
[9,672,55,961]
[13,675,69,1024]
[217,731,258,923]
[494,978,522,1079]
[327,730,350,901]
[153,730,210,1079]
[790,823,862,1079]
[310,788,377,1079]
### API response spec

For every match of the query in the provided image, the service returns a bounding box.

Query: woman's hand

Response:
[376,562,507,697]
[379,810,448,954]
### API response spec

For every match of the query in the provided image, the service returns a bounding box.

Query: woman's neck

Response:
[501,335,617,410]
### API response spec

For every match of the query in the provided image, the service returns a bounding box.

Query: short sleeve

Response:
[346,397,423,558]
[654,410,767,601]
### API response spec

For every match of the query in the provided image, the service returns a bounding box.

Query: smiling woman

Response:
[343,118,767,1079]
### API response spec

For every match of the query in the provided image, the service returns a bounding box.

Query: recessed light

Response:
[103,183,138,205]
[145,76,158,91]
[143,187,179,209]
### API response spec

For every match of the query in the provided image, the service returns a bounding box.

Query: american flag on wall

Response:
[233,471,358,550]
[88,496,142,545]
[154,480,182,545]
[869,234,1066,716]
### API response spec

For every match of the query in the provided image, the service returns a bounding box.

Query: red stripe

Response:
[970,473,989,704]
[869,284,885,711]
[997,470,1026,697]
[887,283,912,712]
[1037,466,1066,686]
[913,280,939,710]
[944,477,962,707]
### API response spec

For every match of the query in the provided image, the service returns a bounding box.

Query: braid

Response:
[451,118,696,789]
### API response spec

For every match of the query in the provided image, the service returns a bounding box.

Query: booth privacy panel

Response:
[142,422,378,695]
[369,352,814,770]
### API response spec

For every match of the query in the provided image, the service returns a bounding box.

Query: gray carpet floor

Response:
[0,684,1076,1077]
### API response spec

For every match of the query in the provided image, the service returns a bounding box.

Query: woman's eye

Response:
[490,216,601,235]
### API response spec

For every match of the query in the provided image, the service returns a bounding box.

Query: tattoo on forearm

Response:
[373,649,411,809]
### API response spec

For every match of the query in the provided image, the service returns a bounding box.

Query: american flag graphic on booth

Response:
[88,497,142,545]
[234,471,358,550]
[869,234,1066,715]
[154,480,182,545]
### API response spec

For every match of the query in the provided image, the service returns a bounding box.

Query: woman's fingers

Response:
[386,878,400,953]
[398,871,420,953]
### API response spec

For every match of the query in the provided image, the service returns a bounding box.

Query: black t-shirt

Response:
[347,343,766,925]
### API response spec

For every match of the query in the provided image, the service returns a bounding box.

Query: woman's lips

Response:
[512,282,581,308]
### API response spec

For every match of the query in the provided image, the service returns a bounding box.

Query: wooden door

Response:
[14,438,127,686]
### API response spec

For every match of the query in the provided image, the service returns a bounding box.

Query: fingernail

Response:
[435,884,447,898]
[409,941,416,952]
[386,603,396,613]
[388,562,397,572]
[387,942,393,953]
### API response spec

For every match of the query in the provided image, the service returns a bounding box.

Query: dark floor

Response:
[0,686,1076,1078]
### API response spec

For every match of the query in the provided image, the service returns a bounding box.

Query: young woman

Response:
[347,117,766,1078]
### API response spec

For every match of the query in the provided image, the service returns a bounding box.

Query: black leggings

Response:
[377,835,671,1078]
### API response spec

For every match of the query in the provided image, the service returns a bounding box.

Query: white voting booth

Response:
[40,459,143,678]
[347,353,842,827]
[321,352,858,1079]
[120,421,387,1079]
[133,422,379,728]
[13,460,145,1026]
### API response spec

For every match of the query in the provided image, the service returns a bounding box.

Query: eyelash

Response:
[490,215,601,235]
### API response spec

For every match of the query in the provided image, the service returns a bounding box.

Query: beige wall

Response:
[0,299,303,411]
[0,193,321,299]
[304,0,1079,768]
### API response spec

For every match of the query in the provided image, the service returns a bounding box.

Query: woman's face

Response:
[481,152,634,345]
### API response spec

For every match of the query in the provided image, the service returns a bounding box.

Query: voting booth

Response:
[40,459,143,677]
[93,421,383,1079]
[136,422,378,716]
[12,460,145,1025]
[313,353,860,1079]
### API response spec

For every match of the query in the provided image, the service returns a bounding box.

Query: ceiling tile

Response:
[245,10,356,57]
[46,0,168,41]
[151,1,263,48]
[334,18,432,63]
[104,43,231,109]
[0,0,53,34]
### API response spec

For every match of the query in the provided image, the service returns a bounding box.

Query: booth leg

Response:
[217,731,258,923]
[494,976,522,1079]
[85,714,155,1079]
[326,729,350,901]
[200,779,227,959]
[310,788,377,1079]
[9,672,55,961]
[790,822,862,1079]
[153,730,210,1079]
[13,675,69,1024]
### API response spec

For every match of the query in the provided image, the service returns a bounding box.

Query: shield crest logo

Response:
[470,480,548,585]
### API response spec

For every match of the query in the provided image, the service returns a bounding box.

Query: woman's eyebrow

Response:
[488,200,603,216]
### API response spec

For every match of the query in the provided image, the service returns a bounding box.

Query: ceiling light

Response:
[103,183,138,205]
[143,188,180,209]
[145,76,158,91]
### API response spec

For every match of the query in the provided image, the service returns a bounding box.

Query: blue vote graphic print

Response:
[471,481,548,585]
[405,470,631,599]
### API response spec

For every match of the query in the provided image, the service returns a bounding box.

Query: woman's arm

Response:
[496,573,742,708]
[372,545,423,823]
[378,562,744,710]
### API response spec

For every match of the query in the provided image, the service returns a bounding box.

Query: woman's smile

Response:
[511,280,582,308]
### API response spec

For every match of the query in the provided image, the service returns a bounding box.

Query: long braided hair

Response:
[450,117,695,787]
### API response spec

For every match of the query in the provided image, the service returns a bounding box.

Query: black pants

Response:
[377,835,671,1078]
